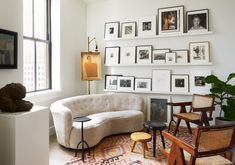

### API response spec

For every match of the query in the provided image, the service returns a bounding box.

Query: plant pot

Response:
[215,117,235,125]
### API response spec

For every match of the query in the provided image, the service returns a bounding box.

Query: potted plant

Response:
[204,73,235,125]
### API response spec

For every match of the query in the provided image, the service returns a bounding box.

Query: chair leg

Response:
[189,156,196,165]
[144,142,149,151]
[185,121,192,134]
[131,141,136,152]
[160,130,166,149]
[174,119,181,136]
[141,142,146,158]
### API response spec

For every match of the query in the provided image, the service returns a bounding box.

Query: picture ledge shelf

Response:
[104,62,213,67]
[104,89,193,96]
[104,31,213,42]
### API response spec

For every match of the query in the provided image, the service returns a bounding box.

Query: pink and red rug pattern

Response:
[66,128,193,165]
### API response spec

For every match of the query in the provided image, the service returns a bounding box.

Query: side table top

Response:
[144,121,166,130]
[74,116,91,122]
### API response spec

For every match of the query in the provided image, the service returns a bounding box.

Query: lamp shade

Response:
[81,52,101,81]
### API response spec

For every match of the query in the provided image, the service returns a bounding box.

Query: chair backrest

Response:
[191,94,214,118]
[194,124,235,156]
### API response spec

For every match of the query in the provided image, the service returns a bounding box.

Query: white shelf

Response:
[104,62,213,67]
[104,31,213,42]
[104,89,193,96]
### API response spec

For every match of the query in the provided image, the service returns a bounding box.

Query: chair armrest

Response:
[193,107,214,112]
[162,131,196,156]
[167,102,192,107]
[50,102,73,147]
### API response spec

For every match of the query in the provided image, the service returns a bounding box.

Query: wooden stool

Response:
[130,132,152,158]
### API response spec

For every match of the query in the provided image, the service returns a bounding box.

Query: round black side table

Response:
[143,121,166,157]
[74,116,91,162]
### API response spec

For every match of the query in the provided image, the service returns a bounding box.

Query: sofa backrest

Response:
[60,93,143,117]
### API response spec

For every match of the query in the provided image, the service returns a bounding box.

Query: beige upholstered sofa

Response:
[50,93,144,149]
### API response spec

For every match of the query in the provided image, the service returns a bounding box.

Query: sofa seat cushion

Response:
[72,110,143,129]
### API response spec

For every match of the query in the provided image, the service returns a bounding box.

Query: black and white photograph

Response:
[105,75,122,90]
[117,76,135,91]
[187,9,209,33]
[121,22,136,38]
[173,50,189,64]
[171,74,189,93]
[189,42,210,64]
[165,52,176,64]
[158,6,184,35]
[135,78,151,92]
[190,69,211,94]
[104,22,120,39]
[104,47,120,65]
[120,47,135,65]
[138,15,156,36]
[152,49,170,64]
[148,96,171,123]
[136,45,152,64]
[152,69,171,92]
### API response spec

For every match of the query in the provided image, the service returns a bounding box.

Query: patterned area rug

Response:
[65,128,193,165]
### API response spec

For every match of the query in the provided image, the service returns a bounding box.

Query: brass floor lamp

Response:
[81,37,101,95]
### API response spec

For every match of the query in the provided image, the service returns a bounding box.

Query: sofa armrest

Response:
[50,102,73,147]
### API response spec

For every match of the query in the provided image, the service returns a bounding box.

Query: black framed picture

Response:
[158,6,184,35]
[0,29,18,69]
[105,74,122,90]
[148,96,171,123]
[104,22,120,40]
[187,9,209,33]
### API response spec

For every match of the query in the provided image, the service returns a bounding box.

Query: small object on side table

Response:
[74,116,91,162]
[143,121,166,157]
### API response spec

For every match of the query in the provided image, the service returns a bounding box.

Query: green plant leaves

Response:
[227,73,235,82]
[223,85,235,95]
[204,75,223,84]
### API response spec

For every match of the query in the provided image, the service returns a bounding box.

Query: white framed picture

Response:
[187,9,209,33]
[165,52,176,64]
[173,50,189,64]
[136,45,152,64]
[147,95,171,124]
[105,47,120,65]
[120,47,136,65]
[135,78,151,92]
[138,15,157,36]
[158,6,184,35]
[171,74,189,93]
[189,41,210,64]
[152,49,170,64]
[104,22,120,40]
[105,74,122,90]
[190,69,212,94]
[121,22,136,38]
[152,70,171,92]
[117,76,135,91]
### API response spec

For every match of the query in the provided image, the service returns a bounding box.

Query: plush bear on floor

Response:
[0,83,33,112]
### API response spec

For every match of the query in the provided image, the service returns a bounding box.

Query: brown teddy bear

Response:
[0,83,33,112]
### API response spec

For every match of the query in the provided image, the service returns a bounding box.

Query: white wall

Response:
[0,0,87,132]
[86,0,235,121]
[0,0,23,87]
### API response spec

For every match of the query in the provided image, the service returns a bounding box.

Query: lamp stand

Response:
[86,37,99,95]
[87,80,92,95]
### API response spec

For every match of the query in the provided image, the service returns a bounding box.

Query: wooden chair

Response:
[168,94,214,135]
[162,124,235,165]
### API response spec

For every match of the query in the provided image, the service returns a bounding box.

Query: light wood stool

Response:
[130,132,152,158]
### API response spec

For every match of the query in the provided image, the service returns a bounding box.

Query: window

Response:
[23,0,51,92]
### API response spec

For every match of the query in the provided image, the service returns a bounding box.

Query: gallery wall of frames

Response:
[103,5,213,95]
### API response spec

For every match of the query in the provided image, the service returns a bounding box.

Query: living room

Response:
[0,0,235,165]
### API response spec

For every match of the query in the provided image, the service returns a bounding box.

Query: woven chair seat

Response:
[174,112,200,121]
[165,149,233,165]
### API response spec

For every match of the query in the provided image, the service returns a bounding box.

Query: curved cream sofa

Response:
[50,93,144,149]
